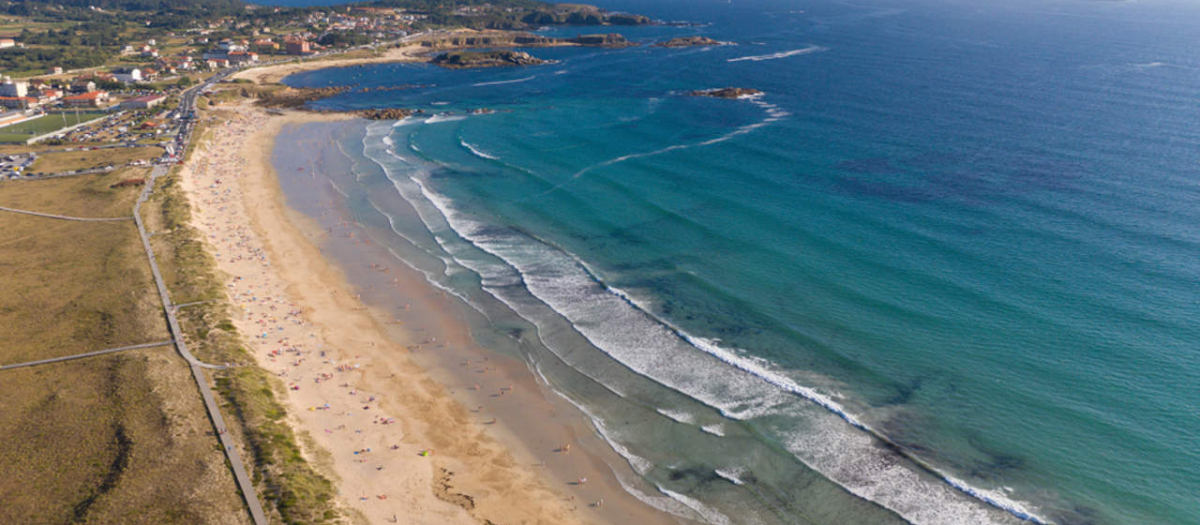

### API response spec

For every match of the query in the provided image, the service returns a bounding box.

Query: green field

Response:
[0,112,107,143]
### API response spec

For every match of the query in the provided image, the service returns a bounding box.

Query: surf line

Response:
[728,45,827,62]
[548,237,1053,525]
[473,75,537,87]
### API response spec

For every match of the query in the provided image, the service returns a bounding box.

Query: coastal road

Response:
[0,341,174,371]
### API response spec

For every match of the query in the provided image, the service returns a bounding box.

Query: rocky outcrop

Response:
[431,50,548,69]
[567,33,636,48]
[690,87,764,99]
[655,36,731,48]
[355,108,420,120]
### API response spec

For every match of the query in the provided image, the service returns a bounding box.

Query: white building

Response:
[113,68,143,84]
[0,77,28,98]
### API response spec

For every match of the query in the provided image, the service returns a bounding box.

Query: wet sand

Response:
[179,103,686,525]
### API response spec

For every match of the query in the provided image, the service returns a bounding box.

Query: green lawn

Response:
[0,112,107,143]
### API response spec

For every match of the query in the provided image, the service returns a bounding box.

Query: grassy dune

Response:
[0,171,249,524]
[0,173,164,364]
[30,147,163,174]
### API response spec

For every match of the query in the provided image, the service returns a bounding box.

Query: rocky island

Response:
[691,87,764,99]
[655,36,733,47]
[431,50,550,69]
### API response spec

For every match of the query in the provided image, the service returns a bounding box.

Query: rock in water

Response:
[431,50,549,69]
[689,87,764,99]
[655,36,732,48]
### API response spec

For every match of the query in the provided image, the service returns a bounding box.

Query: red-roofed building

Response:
[62,90,110,108]
[285,38,313,55]
[121,94,167,110]
[0,96,38,110]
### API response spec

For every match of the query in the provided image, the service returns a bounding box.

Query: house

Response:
[0,39,14,49]
[47,66,63,75]
[113,68,143,84]
[121,94,166,110]
[141,48,159,58]
[205,58,229,69]
[227,51,259,65]
[70,79,97,94]
[217,39,246,52]
[62,91,110,108]
[253,39,279,52]
[0,96,38,110]
[285,38,313,55]
[0,77,28,98]
[37,88,62,102]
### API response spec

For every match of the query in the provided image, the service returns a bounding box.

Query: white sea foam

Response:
[559,392,655,475]
[566,117,773,182]
[352,121,1049,525]
[459,139,499,160]
[391,116,422,127]
[658,487,735,525]
[728,45,826,62]
[714,467,746,485]
[425,114,466,124]
[701,423,725,437]
[472,75,536,87]
[655,408,696,425]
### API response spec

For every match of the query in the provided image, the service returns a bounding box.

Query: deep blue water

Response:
[281,1,1200,523]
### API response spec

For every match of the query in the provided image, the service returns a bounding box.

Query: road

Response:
[129,72,269,525]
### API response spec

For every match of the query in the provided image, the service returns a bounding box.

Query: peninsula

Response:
[431,50,549,69]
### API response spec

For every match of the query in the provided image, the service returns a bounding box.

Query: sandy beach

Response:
[179,102,682,525]
[232,43,429,85]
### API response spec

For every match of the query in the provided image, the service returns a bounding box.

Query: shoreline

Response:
[180,103,684,525]
[232,43,430,85]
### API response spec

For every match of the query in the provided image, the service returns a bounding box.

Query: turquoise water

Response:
[280,1,1200,523]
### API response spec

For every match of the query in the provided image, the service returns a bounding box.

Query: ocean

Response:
[275,0,1200,523]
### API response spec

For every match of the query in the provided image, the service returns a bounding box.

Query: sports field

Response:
[0,112,107,143]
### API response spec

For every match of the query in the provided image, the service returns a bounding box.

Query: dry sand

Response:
[178,104,603,525]
[232,43,429,85]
